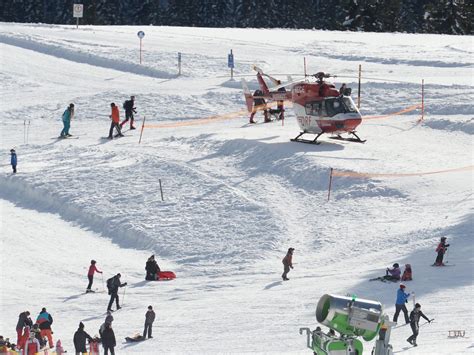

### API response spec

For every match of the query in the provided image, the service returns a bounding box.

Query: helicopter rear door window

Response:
[305,101,326,116]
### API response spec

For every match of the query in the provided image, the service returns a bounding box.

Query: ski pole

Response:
[101,273,105,292]
[412,291,416,308]
[445,248,449,264]
[122,285,127,306]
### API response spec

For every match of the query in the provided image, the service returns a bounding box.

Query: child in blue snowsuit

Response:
[60,103,75,137]
[10,149,17,173]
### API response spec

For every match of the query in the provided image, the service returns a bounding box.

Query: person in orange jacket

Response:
[282,247,294,281]
[108,103,123,139]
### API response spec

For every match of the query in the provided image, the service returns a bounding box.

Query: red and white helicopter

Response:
[242,66,365,144]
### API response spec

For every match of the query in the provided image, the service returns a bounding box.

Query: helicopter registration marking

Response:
[298,116,312,127]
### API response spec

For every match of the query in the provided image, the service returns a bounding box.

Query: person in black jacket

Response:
[73,322,93,355]
[106,273,127,312]
[16,311,32,345]
[120,96,137,130]
[143,305,156,339]
[145,255,160,281]
[101,323,116,355]
[407,303,431,347]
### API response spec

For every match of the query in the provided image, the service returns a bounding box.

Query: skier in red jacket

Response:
[434,237,449,266]
[87,260,103,293]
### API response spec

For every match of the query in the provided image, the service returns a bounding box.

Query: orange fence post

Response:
[357,64,362,109]
[327,168,334,202]
[139,116,146,144]
[421,79,424,122]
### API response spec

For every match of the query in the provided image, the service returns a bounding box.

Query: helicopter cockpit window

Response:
[342,97,358,112]
[325,98,346,116]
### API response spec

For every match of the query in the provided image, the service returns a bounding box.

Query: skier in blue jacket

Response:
[10,149,17,173]
[60,103,75,138]
[393,283,410,324]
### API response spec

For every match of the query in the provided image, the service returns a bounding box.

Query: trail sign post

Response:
[73,4,83,29]
[137,31,145,64]
[228,49,234,80]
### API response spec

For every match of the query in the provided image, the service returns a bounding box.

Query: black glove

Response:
[405,300,408,303]
[445,244,450,247]
[123,282,128,286]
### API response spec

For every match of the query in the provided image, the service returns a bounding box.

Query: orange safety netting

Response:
[143,101,293,129]
[332,165,473,179]
[362,104,422,120]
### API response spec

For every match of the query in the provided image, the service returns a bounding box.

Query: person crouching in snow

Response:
[145,255,160,281]
[87,260,103,293]
[401,264,412,281]
[434,237,449,266]
[282,248,294,281]
[108,103,123,139]
[10,149,17,173]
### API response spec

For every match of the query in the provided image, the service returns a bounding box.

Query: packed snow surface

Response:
[0,23,473,354]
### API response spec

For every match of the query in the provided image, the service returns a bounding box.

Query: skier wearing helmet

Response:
[86,260,103,293]
[434,237,450,266]
[393,283,410,324]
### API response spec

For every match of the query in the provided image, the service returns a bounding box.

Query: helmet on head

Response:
[441,237,447,241]
[393,263,399,268]
[415,303,421,308]
[91,260,96,264]
[400,283,406,288]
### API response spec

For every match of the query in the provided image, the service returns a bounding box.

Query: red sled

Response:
[158,271,176,280]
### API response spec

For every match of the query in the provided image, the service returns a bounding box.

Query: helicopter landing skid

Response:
[290,132,323,145]
[329,132,366,144]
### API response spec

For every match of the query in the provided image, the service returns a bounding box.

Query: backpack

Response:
[106,277,114,294]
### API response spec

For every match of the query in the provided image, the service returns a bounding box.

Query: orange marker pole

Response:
[327,168,334,202]
[421,79,424,121]
[139,116,146,144]
[357,64,362,109]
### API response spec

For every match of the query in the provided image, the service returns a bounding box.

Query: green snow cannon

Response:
[316,294,383,342]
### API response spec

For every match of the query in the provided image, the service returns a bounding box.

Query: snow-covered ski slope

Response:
[0,23,473,354]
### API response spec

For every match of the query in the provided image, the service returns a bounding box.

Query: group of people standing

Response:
[57,95,137,140]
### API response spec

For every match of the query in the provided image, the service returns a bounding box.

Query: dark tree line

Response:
[1,0,472,35]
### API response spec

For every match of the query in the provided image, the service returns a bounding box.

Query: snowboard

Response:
[125,335,146,343]
[158,271,176,280]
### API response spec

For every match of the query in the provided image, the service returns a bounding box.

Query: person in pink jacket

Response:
[87,260,103,293]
